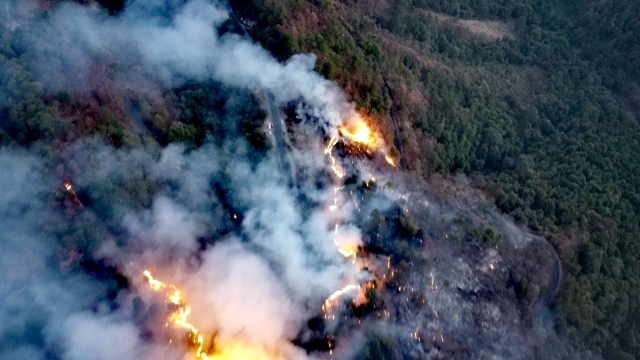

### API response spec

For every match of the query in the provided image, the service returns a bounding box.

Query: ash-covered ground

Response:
[285,113,570,360]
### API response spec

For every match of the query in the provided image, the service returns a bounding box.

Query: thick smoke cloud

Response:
[0,136,355,359]
[0,151,125,360]
[0,0,364,350]
[10,0,354,132]
[184,240,301,346]
[62,314,141,360]
[53,135,357,359]
[124,196,205,252]
[233,159,353,301]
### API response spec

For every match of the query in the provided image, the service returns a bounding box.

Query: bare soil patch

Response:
[424,10,516,41]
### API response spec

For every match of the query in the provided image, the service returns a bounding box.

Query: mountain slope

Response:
[230,0,640,358]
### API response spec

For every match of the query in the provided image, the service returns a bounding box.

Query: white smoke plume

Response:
[124,196,206,253]
[0,150,139,360]
[55,132,360,360]
[0,1,583,360]
[0,137,359,359]
[0,0,372,357]
[12,0,355,132]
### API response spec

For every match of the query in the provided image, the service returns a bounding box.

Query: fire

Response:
[337,247,356,258]
[208,340,275,360]
[338,115,379,148]
[321,112,397,325]
[324,135,345,178]
[63,181,73,191]
[333,224,357,259]
[384,155,395,167]
[323,284,359,311]
[142,271,279,360]
[334,113,396,168]
[142,270,208,360]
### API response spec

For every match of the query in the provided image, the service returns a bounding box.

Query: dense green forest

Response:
[230,0,640,358]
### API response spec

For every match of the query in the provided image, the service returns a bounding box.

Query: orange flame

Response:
[384,155,395,167]
[337,247,356,258]
[333,225,358,260]
[207,341,275,360]
[142,270,208,360]
[338,115,379,148]
[321,112,391,321]
[323,284,359,312]
[325,135,344,178]
[336,113,396,167]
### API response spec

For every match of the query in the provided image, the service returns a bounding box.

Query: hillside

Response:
[230,0,640,358]
[0,0,638,359]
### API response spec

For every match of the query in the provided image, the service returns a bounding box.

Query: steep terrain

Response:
[1,0,639,359]
[230,0,640,358]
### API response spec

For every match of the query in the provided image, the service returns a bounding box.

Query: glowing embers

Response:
[142,270,208,360]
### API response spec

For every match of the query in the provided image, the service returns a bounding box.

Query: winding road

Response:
[265,91,297,191]
[226,6,297,191]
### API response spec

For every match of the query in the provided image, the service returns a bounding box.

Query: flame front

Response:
[142,270,208,360]
[322,114,377,314]
[384,155,395,167]
[323,284,359,312]
[338,115,379,148]
[325,135,344,178]
[335,113,396,167]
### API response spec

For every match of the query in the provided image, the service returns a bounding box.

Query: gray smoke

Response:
[0,1,586,359]
[0,150,121,360]
[65,137,358,359]
[0,0,367,357]
[8,0,355,133]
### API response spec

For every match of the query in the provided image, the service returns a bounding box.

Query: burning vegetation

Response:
[335,113,396,168]
[338,115,381,149]
[142,270,208,359]
[0,1,568,360]
[142,270,279,360]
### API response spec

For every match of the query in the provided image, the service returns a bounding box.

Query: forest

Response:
[1,0,639,358]
[228,0,640,358]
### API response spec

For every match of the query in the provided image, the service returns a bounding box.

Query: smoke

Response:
[52,134,357,359]
[0,150,124,360]
[61,314,141,360]
[124,196,205,253]
[0,0,363,347]
[0,132,357,358]
[233,159,354,301]
[184,240,301,346]
[0,1,587,359]
[6,0,355,132]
